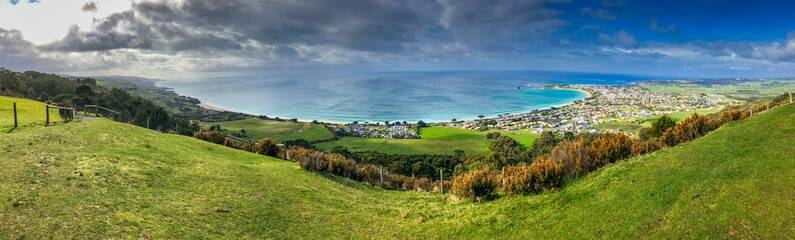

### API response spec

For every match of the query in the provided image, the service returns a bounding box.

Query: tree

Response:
[563,131,575,141]
[531,131,558,156]
[411,161,435,178]
[451,118,457,122]
[478,115,485,122]
[486,132,501,139]
[385,121,390,125]
[416,120,427,128]
[75,84,94,96]
[641,115,676,140]
[352,120,359,125]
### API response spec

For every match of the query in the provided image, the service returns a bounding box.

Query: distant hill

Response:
[0,98,792,238]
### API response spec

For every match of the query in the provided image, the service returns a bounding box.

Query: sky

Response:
[0,0,794,80]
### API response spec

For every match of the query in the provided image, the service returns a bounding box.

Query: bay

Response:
[159,71,653,123]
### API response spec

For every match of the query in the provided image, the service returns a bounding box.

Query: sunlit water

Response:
[160,71,650,123]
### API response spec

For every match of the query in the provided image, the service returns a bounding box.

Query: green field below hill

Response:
[0,96,64,132]
[313,126,538,155]
[0,96,792,238]
[201,118,334,143]
[637,79,795,100]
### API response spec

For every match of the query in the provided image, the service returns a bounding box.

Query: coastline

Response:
[556,86,594,98]
[448,86,593,124]
[198,102,347,125]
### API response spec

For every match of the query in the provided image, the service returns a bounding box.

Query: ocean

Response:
[159,71,654,123]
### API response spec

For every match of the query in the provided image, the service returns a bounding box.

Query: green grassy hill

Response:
[0,96,63,132]
[1,100,792,238]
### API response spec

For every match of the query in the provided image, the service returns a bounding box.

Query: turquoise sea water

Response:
[160,71,651,123]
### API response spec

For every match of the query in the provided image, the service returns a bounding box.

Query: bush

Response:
[486,132,501,139]
[528,156,565,191]
[327,154,356,178]
[550,138,592,180]
[451,168,500,201]
[590,133,632,165]
[254,138,280,157]
[358,165,380,185]
[502,163,538,197]
[660,113,720,147]
[414,178,434,192]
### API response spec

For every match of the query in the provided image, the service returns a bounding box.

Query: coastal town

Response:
[328,123,420,139]
[324,85,730,139]
[443,85,729,136]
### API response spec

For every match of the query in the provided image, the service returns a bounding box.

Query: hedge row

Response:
[289,147,445,192]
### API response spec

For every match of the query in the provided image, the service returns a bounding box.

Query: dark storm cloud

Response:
[42,0,444,54]
[81,2,97,12]
[40,0,572,56]
[438,0,569,52]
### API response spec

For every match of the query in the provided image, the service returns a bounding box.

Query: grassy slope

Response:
[1,103,792,238]
[201,118,334,143]
[0,96,64,132]
[97,81,203,114]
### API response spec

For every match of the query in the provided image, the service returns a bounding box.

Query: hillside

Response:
[1,101,793,238]
[0,95,63,132]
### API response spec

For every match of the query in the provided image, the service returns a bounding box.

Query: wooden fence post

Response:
[440,169,444,193]
[13,102,17,128]
[379,166,384,188]
[45,105,49,125]
[790,91,792,104]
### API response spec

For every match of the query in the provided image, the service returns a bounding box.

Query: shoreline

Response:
[197,86,593,125]
[198,102,347,125]
[557,87,594,98]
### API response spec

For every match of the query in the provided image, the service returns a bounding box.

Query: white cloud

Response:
[0,0,132,45]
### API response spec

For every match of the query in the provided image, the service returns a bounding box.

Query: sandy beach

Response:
[199,102,347,124]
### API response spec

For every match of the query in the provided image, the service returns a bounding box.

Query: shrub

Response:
[550,138,592,179]
[386,174,407,190]
[327,154,356,178]
[590,133,632,165]
[254,138,280,157]
[358,165,381,186]
[451,168,500,201]
[414,178,434,192]
[528,156,565,191]
[502,163,538,197]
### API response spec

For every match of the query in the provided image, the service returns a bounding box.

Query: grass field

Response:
[202,118,334,143]
[313,126,538,155]
[0,96,64,132]
[0,98,792,238]
[637,79,795,99]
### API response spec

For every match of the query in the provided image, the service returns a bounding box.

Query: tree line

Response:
[0,68,199,135]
